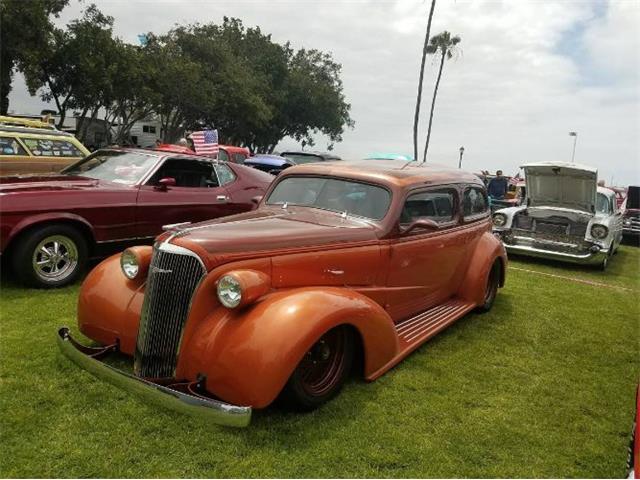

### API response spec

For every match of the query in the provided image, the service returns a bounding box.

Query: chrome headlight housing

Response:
[591,224,608,239]
[493,213,507,227]
[217,275,242,308]
[120,249,139,279]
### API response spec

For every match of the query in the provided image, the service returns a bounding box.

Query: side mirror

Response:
[155,177,176,191]
[401,218,439,235]
[251,195,263,206]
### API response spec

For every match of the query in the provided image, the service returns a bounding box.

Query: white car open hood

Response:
[522,162,597,213]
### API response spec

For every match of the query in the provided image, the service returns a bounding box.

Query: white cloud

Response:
[8,0,640,185]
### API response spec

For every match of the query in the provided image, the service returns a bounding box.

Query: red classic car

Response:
[58,160,507,427]
[0,148,273,287]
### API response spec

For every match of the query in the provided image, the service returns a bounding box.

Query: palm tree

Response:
[412,0,437,163]
[422,31,461,163]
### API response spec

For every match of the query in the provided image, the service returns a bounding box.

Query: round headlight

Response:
[120,249,139,279]
[591,224,608,239]
[493,213,507,227]
[217,275,242,308]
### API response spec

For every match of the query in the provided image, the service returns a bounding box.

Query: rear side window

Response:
[463,187,488,217]
[214,164,236,185]
[0,136,27,155]
[232,153,247,163]
[21,137,84,157]
[401,190,456,225]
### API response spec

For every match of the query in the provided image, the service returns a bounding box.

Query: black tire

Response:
[476,261,501,313]
[11,224,88,288]
[279,326,353,411]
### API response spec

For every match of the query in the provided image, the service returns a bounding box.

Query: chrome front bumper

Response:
[503,243,607,264]
[57,327,251,427]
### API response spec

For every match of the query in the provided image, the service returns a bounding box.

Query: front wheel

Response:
[279,326,353,411]
[11,224,88,288]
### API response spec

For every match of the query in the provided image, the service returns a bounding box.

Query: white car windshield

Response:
[266,176,391,220]
[62,151,159,185]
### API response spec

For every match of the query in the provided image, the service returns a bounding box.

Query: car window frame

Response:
[143,156,219,189]
[214,163,236,186]
[397,186,460,237]
[462,185,491,223]
[0,135,30,156]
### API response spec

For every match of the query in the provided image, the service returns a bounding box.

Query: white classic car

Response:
[492,162,623,270]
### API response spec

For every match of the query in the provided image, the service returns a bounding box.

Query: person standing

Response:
[487,170,509,200]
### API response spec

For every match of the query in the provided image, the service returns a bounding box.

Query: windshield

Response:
[266,176,391,220]
[595,192,611,214]
[281,153,323,165]
[62,151,159,185]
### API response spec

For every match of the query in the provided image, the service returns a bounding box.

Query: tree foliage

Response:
[0,0,69,114]
[11,6,353,151]
[422,31,461,162]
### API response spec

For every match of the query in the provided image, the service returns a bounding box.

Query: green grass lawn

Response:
[1,247,638,478]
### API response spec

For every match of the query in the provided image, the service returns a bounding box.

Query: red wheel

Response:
[280,326,353,410]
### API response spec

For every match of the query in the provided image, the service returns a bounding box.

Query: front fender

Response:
[176,287,399,408]
[457,231,507,305]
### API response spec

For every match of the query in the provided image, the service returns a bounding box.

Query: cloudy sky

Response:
[8,0,640,184]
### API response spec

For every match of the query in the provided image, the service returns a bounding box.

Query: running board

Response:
[366,298,476,381]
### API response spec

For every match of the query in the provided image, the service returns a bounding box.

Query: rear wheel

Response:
[279,326,353,411]
[476,261,501,313]
[11,224,88,288]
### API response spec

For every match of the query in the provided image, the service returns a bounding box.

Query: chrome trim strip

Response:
[505,243,608,264]
[156,242,206,269]
[96,236,156,244]
[57,327,251,427]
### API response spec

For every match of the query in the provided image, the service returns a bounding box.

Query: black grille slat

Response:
[134,246,206,378]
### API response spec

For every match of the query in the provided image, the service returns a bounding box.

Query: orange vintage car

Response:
[58,160,507,427]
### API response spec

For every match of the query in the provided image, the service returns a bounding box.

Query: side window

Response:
[400,189,456,225]
[463,187,489,217]
[218,149,229,162]
[232,153,247,163]
[0,136,27,155]
[21,138,83,157]
[214,164,236,186]
[147,158,217,188]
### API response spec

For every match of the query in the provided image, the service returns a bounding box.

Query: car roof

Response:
[0,125,76,137]
[281,159,484,188]
[246,154,289,166]
[104,147,219,163]
[281,151,342,160]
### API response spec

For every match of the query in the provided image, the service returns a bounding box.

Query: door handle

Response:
[216,195,228,203]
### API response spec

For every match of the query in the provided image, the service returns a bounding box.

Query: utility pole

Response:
[569,131,578,163]
[458,146,464,169]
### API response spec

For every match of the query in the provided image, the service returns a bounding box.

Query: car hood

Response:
[522,162,597,213]
[0,175,121,194]
[165,207,380,261]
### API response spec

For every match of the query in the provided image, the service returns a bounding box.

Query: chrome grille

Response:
[134,244,206,378]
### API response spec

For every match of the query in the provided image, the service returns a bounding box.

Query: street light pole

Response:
[458,146,464,169]
[569,131,577,163]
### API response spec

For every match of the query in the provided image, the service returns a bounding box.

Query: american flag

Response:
[191,129,219,156]
[509,172,521,186]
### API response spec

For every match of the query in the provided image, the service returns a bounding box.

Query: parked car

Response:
[0,115,90,176]
[492,162,623,269]
[218,145,251,164]
[622,186,640,243]
[280,150,342,164]
[0,148,273,288]
[57,160,507,427]
[244,154,293,175]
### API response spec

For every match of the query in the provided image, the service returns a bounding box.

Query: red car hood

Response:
[165,207,380,261]
[0,175,123,194]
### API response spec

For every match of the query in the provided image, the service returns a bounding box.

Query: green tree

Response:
[0,0,69,114]
[412,0,437,162]
[422,31,461,163]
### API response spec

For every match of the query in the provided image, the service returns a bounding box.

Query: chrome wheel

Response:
[32,235,78,283]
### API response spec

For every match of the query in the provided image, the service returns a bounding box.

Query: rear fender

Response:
[176,287,399,408]
[457,231,507,305]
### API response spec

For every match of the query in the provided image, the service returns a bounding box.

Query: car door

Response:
[385,187,469,322]
[135,157,232,237]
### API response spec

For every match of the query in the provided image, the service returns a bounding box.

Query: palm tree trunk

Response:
[412,0,437,162]
[422,50,446,163]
